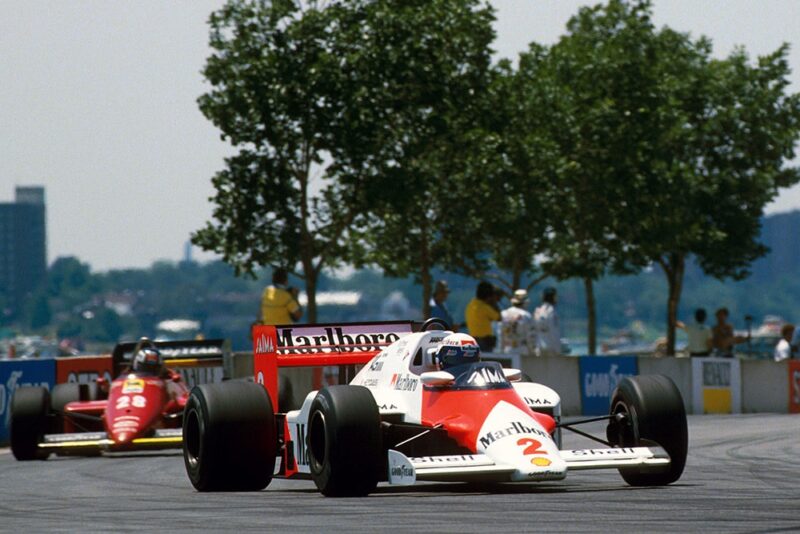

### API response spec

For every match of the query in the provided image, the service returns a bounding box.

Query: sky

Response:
[1,0,799,271]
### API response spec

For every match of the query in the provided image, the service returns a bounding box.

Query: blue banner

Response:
[0,359,56,444]
[579,356,638,415]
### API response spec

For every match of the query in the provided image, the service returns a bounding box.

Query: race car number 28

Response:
[116,395,146,409]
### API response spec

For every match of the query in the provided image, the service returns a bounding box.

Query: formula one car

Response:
[182,320,687,495]
[10,338,229,460]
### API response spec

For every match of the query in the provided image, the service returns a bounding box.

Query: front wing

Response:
[387,446,670,485]
[39,428,183,454]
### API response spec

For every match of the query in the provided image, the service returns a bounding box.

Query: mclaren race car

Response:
[10,338,228,460]
[182,320,687,496]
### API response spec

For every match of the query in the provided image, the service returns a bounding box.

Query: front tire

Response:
[606,375,688,486]
[50,383,83,433]
[307,385,381,497]
[183,381,276,491]
[10,387,51,461]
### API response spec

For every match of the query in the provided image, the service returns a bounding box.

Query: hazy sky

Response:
[2,1,799,271]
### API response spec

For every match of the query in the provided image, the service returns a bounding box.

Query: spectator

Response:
[259,267,302,325]
[465,281,501,352]
[711,307,747,357]
[534,287,561,357]
[678,308,712,357]
[501,289,536,357]
[774,323,795,362]
[429,280,458,330]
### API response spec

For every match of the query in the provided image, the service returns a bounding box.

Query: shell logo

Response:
[531,457,552,467]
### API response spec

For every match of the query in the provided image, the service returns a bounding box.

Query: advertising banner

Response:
[0,359,56,443]
[691,357,741,414]
[55,355,113,385]
[579,356,638,415]
[789,361,800,414]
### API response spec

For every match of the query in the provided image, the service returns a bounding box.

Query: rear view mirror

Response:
[503,368,522,382]
[420,371,455,386]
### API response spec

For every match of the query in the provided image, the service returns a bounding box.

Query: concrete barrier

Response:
[638,356,693,414]
[741,359,788,413]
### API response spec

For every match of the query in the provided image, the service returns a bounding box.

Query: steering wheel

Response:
[421,317,450,331]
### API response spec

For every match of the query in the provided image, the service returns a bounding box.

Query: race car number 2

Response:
[517,438,552,467]
[116,395,146,409]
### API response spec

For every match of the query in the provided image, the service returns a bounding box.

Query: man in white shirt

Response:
[677,308,712,357]
[774,323,795,362]
[501,289,536,358]
[534,287,561,357]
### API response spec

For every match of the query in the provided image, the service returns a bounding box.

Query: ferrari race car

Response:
[182,320,688,496]
[10,338,229,460]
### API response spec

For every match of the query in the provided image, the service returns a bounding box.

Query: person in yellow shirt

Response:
[260,268,302,325]
[465,281,501,352]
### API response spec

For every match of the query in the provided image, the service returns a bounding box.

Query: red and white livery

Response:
[182,320,688,496]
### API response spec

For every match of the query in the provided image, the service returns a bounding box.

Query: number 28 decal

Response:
[115,395,146,409]
[517,438,552,467]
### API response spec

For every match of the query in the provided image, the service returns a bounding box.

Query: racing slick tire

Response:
[183,381,277,491]
[10,387,51,461]
[606,375,688,486]
[307,385,382,497]
[50,383,83,433]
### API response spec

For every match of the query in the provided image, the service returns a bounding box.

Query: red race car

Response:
[10,338,228,460]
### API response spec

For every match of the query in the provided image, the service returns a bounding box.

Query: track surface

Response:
[1,414,799,533]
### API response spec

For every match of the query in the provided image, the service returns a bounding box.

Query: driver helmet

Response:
[435,333,481,370]
[132,347,162,375]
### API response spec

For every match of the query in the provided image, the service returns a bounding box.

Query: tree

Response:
[192,0,363,322]
[328,0,496,317]
[550,0,800,355]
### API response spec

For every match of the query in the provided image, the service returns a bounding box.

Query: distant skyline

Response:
[2,0,799,271]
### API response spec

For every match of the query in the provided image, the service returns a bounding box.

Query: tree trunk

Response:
[661,253,685,356]
[584,277,596,355]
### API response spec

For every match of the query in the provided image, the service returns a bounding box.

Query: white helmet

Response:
[435,333,481,369]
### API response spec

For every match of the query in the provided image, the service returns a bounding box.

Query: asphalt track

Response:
[1,414,798,533]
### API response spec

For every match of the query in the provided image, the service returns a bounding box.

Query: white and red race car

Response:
[182,320,687,496]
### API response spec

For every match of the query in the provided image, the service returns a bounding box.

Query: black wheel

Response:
[10,387,51,461]
[606,375,688,486]
[183,381,277,491]
[307,385,381,497]
[50,383,83,433]
[421,317,450,331]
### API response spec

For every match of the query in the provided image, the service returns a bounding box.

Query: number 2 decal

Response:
[517,438,546,455]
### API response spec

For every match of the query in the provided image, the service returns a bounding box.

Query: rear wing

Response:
[112,338,232,380]
[253,321,415,411]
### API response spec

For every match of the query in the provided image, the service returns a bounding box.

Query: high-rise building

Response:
[0,186,47,318]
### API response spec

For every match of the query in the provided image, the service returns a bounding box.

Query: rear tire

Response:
[10,387,51,461]
[307,385,381,497]
[183,381,276,491]
[606,375,688,486]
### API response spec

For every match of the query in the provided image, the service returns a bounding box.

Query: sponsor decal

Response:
[568,447,637,456]
[387,450,416,485]
[523,397,548,406]
[256,334,275,354]
[703,361,731,387]
[122,379,144,394]
[468,367,506,386]
[295,424,308,466]
[362,378,380,388]
[179,366,223,388]
[413,455,479,464]
[368,360,384,372]
[378,403,398,410]
[160,345,223,358]
[276,327,401,354]
[479,420,550,449]
[428,337,444,344]
[531,457,552,467]
[390,374,418,392]
[0,360,56,442]
[579,356,638,415]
